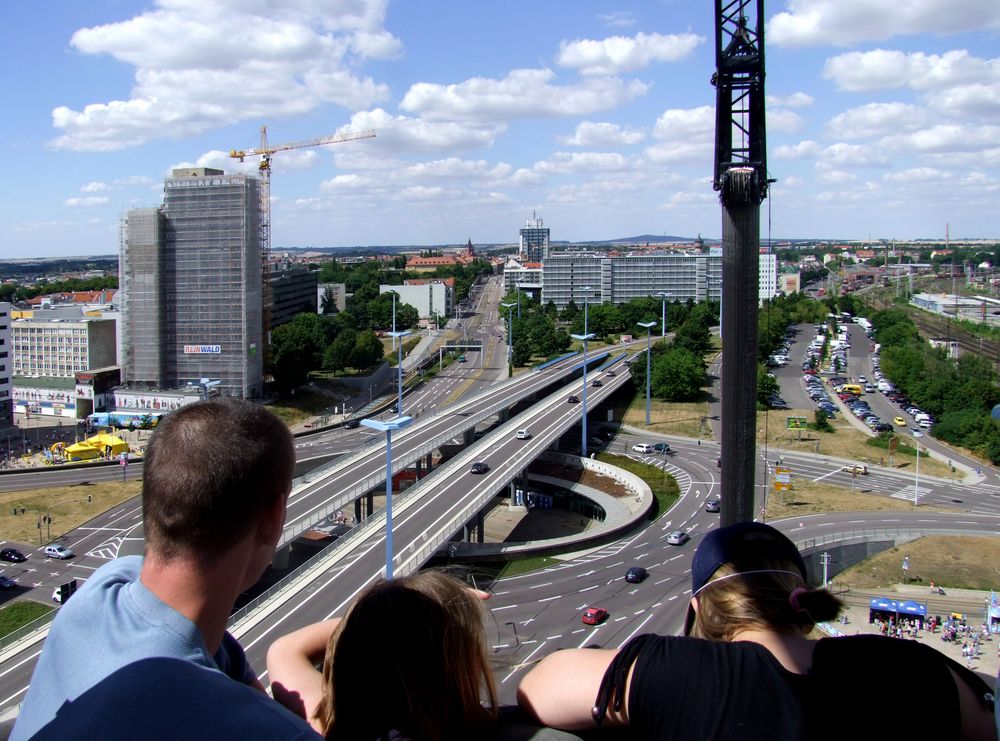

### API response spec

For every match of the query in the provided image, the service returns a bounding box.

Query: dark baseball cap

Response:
[683,522,807,635]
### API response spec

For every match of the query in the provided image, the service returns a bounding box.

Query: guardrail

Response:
[277,354,600,545]
[0,609,56,653]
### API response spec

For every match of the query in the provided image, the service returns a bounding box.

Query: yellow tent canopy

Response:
[64,433,129,462]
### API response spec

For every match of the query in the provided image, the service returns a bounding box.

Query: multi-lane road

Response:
[0,292,998,713]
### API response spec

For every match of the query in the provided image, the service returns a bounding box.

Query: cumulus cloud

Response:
[81,182,110,193]
[556,31,704,76]
[889,123,1000,153]
[767,109,806,134]
[558,121,645,147]
[534,151,631,175]
[773,140,821,159]
[399,68,648,122]
[821,142,891,167]
[826,102,930,140]
[824,49,1000,92]
[338,108,504,152]
[769,0,1000,48]
[883,167,948,182]
[396,157,512,181]
[65,196,110,207]
[766,92,814,108]
[48,0,398,151]
[651,106,713,140]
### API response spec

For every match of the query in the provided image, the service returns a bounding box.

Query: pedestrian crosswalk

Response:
[891,484,933,503]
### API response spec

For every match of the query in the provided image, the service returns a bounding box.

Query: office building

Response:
[0,303,12,436]
[271,267,318,329]
[120,167,263,399]
[11,313,117,377]
[540,252,777,309]
[519,214,550,262]
[317,283,347,314]
[379,280,454,321]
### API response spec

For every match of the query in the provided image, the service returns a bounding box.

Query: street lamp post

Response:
[516,283,523,319]
[501,301,515,375]
[571,332,596,457]
[657,292,670,338]
[638,321,656,425]
[913,438,921,509]
[390,330,411,415]
[582,285,592,336]
[391,292,397,351]
[360,415,413,579]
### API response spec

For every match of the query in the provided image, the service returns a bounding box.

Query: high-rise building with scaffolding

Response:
[519,213,550,262]
[120,168,263,399]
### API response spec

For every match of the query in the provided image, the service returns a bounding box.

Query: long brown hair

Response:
[316,571,498,740]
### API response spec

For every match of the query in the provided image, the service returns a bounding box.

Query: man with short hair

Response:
[14,399,317,739]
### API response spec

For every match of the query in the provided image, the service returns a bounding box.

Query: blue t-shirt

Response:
[13,556,309,739]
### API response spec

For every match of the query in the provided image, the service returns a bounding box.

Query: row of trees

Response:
[872,308,1000,462]
[0,276,118,304]
[271,313,385,391]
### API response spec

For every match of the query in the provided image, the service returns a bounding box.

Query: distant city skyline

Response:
[2,0,999,260]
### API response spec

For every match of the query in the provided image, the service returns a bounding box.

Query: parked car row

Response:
[868,347,933,434]
[803,375,838,419]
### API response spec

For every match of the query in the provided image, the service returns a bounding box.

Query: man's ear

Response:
[256,491,288,547]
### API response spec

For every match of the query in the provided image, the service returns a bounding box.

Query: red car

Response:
[582,607,609,625]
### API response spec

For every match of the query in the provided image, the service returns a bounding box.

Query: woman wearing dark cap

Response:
[517,522,996,740]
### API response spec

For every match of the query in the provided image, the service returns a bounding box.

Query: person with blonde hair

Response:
[268,571,498,740]
[518,522,995,740]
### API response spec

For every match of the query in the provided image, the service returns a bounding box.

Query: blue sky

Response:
[2,0,999,259]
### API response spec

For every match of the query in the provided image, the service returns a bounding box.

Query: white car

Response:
[632,443,655,454]
[43,545,74,560]
[515,429,531,440]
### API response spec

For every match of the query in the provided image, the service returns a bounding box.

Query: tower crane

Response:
[229,125,376,355]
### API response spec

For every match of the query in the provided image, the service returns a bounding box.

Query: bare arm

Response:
[266,618,341,733]
[517,648,631,731]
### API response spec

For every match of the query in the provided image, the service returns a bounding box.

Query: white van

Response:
[632,443,655,454]
[914,413,931,424]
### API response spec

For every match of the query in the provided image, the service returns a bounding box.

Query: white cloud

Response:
[81,181,110,193]
[821,142,890,167]
[883,167,948,182]
[824,49,1000,94]
[773,140,821,159]
[556,31,704,76]
[815,169,856,184]
[888,123,1000,153]
[65,196,110,207]
[826,102,929,140]
[651,106,713,140]
[399,68,648,122]
[558,121,645,147]
[338,108,504,153]
[397,158,512,181]
[597,11,636,29]
[767,109,806,134]
[534,151,631,175]
[769,0,1000,48]
[766,92,814,108]
[48,0,397,151]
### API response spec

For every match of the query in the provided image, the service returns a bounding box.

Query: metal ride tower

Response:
[712,0,769,526]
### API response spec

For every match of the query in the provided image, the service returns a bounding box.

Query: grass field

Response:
[763,479,956,520]
[0,481,143,545]
[832,535,1000,591]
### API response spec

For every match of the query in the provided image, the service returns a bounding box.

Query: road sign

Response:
[786,416,807,430]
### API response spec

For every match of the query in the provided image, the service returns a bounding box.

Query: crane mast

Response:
[712,0,769,526]
[229,125,376,368]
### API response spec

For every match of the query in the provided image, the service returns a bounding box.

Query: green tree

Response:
[323,328,357,374]
[512,335,532,366]
[756,365,779,407]
[651,346,705,401]
[350,331,385,370]
[319,285,338,315]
